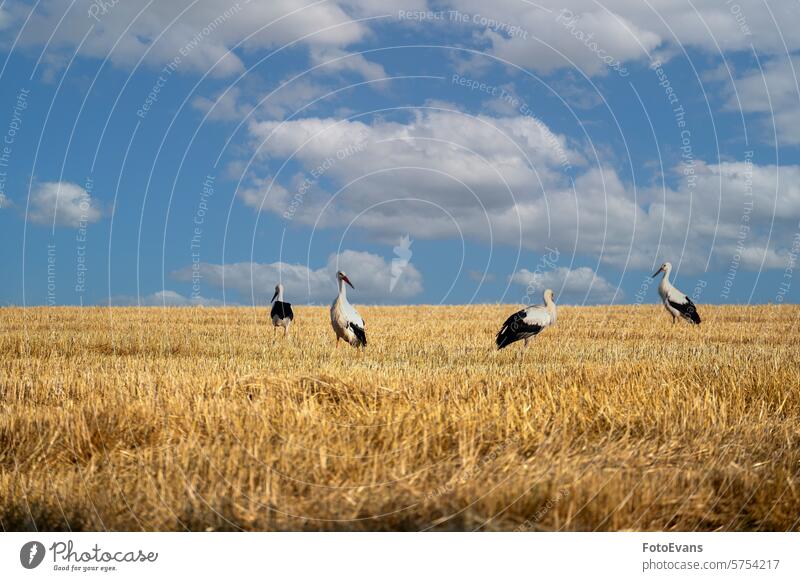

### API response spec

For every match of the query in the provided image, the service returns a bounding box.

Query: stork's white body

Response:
[658,277,683,320]
[272,314,292,329]
[330,274,366,348]
[496,289,557,349]
[653,262,701,325]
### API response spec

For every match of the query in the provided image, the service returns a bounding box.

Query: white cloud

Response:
[191,86,250,121]
[109,290,225,306]
[510,266,620,304]
[718,244,789,270]
[171,250,423,304]
[341,0,427,17]
[240,109,800,273]
[309,46,387,81]
[27,181,102,227]
[5,0,380,77]
[244,110,584,242]
[256,78,335,119]
[474,4,660,77]
[551,159,800,273]
[237,175,294,212]
[632,160,800,271]
[5,0,800,81]
[442,0,800,75]
[242,110,642,261]
[0,193,11,208]
[193,78,334,123]
[725,55,800,145]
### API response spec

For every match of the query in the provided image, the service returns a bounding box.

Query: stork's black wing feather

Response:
[348,322,367,347]
[495,308,543,349]
[271,301,294,321]
[668,297,701,324]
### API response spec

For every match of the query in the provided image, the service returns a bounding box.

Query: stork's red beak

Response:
[343,276,354,289]
[651,267,662,278]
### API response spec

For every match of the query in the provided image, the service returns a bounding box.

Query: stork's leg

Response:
[524,337,530,348]
[672,315,676,325]
[335,336,340,349]
[283,325,288,338]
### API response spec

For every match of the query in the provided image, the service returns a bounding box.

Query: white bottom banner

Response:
[1,532,797,580]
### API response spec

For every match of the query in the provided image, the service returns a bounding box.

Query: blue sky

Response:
[1,0,799,306]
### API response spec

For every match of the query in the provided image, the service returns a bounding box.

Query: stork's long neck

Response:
[661,267,672,289]
[276,287,284,301]
[544,295,557,319]
[338,278,347,301]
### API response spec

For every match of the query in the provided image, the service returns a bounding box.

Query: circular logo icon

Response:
[20,541,46,569]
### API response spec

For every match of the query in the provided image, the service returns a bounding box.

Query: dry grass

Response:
[1,304,799,531]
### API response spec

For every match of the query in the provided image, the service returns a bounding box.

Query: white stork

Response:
[496,289,557,350]
[330,271,366,348]
[652,262,701,325]
[270,283,294,336]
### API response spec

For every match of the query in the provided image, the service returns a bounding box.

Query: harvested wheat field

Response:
[1,305,799,531]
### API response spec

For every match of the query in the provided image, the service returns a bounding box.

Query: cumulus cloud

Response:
[109,290,225,306]
[442,0,800,75]
[191,86,250,122]
[631,160,800,271]
[4,0,383,77]
[5,0,800,82]
[27,181,102,227]
[236,175,295,212]
[510,266,620,304]
[243,109,584,242]
[239,107,800,274]
[239,111,645,266]
[193,79,336,124]
[171,250,424,304]
[725,55,800,145]
[308,46,387,81]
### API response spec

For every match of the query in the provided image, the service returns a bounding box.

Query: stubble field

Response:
[1,304,799,531]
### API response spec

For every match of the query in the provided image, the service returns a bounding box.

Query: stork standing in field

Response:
[270,283,294,336]
[496,289,557,350]
[330,271,366,348]
[652,262,701,325]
